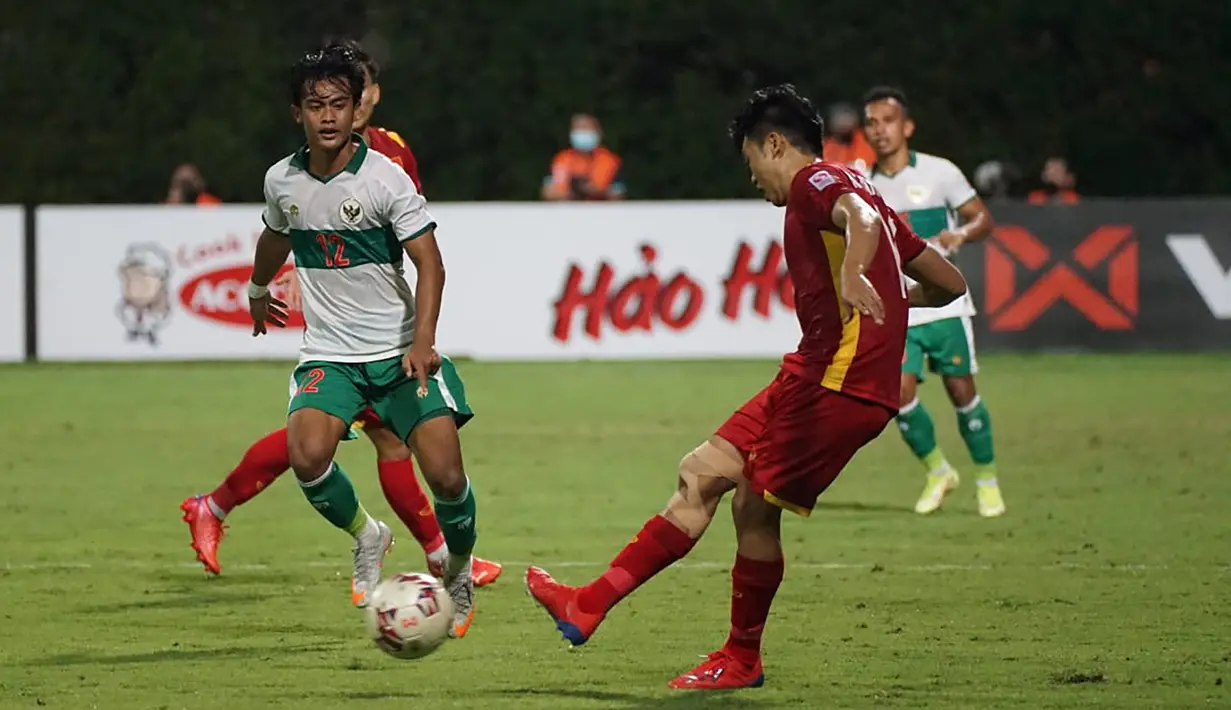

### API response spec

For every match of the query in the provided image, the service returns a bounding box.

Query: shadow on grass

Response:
[814,500,916,515]
[76,589,277,614]
[36,642,339,667]
[486,687,773,709]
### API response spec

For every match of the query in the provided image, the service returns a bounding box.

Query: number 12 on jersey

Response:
[315,233,350,267]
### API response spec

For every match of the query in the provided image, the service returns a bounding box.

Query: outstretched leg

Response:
[525,436,744,646]
[181,427,291,574]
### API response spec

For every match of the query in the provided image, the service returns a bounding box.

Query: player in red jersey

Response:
[180,38,502,589]
[525,84,968,690]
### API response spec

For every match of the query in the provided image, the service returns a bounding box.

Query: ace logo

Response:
[985,225,1138,331]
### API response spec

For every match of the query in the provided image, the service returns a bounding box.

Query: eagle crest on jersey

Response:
[261,134,436,364]
[339,197,363,225]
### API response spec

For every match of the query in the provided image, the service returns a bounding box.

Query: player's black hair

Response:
[288,44,366,106]
[321,36,379,83]
[863,86,910,117]
[728,84,825,156]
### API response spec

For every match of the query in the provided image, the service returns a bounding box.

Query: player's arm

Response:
[403,230,444,349]
[946,196,993,246]
[249,172,292,335]
[939,163,993,250]
[830,191,887,323]
[830,192,882,274]
[384,166,444,388]
[251,228,292,288]
[904,247,968,308]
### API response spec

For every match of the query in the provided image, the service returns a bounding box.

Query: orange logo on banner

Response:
[985,225,1138,331]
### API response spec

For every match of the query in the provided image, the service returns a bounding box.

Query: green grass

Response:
[0,355,1228,709]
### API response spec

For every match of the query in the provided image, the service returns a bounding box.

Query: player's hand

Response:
[402,342,441,396]
[273,269,302,311]
[935,230,966,253]
[249,293,289,336]
[840,269,885,325]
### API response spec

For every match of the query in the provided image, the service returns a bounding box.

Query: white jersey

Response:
[262,136,435,363]
[869,151,978,326]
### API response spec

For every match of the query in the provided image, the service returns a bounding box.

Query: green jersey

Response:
[261,135,436,363]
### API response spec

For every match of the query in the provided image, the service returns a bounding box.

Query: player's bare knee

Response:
[408,415,465,497]
[365,426,411,462]
[287,437,333,480]
[421,466,465,499]
[731,482,781,529]
[899,375,918,407]
[943,375,976,407]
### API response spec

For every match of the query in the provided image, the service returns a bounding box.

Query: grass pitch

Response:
[0,355,1228,709]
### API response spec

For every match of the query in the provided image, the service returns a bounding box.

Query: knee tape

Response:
[680,441,745,484]
[666,442,744,536]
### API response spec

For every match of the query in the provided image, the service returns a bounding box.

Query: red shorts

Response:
[715,370,894,517]
[353,407,385,430]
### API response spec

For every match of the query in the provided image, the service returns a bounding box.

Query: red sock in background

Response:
[576,515,697,614]
[722,554,784,665]
[377,459,445,554]
[208,428,291,517]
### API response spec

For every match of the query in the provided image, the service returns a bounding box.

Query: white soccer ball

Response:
[364,572,454,659]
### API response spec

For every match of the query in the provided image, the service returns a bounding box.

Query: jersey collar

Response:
[870,150,917,178]
[289,133,369,183]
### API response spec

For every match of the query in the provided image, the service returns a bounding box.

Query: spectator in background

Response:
[822,102,875,173]
[1028,156,1079,204]
[165,163,221,205]
[542,114,625,200]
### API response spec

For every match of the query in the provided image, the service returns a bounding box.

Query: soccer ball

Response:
[364,572,455,659]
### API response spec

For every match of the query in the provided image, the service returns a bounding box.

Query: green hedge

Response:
[7,0,1228,203]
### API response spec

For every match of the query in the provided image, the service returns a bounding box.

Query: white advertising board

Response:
[0,207,23,362]
[428,201,798,359]
[37,206,304,361]
[36,201,799,361]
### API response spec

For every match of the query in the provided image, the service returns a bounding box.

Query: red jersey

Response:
[366,126,423,193]
[779,161,928,410]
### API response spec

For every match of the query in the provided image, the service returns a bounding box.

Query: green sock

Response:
[434,476,477,557]
[898,399,949,472]
[956,396,996,480]
[300,462,370,537]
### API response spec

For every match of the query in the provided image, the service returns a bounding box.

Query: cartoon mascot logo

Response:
[117,244,173,345]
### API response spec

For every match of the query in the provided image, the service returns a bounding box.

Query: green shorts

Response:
[287,355,474,442]
[902,316,978,382]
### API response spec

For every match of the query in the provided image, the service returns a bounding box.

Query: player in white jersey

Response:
[246,45,477,637]
[864,86,1006,518]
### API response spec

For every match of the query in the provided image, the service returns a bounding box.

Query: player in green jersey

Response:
[865,86,1006,518]
[247,45,478,636]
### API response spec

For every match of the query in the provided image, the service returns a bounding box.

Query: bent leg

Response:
[364,413,446,555]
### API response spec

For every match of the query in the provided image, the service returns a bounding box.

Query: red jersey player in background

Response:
[180,38,502,589]
[526,84,968,690]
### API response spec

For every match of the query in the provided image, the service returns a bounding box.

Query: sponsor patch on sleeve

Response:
[808,170,837,192]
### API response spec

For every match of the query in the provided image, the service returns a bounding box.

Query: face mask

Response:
[570,129,599,152]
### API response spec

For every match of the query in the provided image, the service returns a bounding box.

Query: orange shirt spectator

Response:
[823,103,876,174]
[542,114,625,200]
[166,164,221,205]
[1028,157,1080,204]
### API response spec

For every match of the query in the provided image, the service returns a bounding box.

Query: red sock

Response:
[377,459,445,554]
[209,428,290,516]
[722,554,785,665]
[576,515,697,614]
